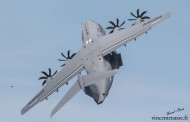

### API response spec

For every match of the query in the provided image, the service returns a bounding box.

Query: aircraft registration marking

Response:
[143,15,162,26]
[28,90,44,106]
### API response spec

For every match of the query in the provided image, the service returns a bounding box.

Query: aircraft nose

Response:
[85,20,96,27]
[94,93,107,104]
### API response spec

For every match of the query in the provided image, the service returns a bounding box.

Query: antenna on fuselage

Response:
[81,16,84,27]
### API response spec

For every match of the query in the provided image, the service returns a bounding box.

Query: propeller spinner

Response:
[58,50,76,67]
[106,18,125,34]
[128,9,150,23]
[38,68,57,86]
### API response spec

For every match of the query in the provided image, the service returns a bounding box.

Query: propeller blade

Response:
[59,50,75,67]
[61,53,67,59]
[106,26,114,29]
[116,18,119,27]
[48,68,51,76]
[70,53,76,59]
[67,50,70,59]
[38,76,47,80]
[61,64,65,67]
[106,18,125,34]
[52,70,57,77]
[128,18,136,21]
[119,21,125,27]
[130,12,137,18]
[129,9,150,24]
[109,21,116,27]
[42,80,46,86]
[39,68,57,86]
[41,71,48,77]
[142,16,150,19]
[137,9,140,17]
[109,30,114,34]
[140,11,147,18]
[58,59,67,61]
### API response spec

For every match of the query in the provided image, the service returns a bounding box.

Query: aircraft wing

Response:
[21,52,84,115]
[97,12,171,56]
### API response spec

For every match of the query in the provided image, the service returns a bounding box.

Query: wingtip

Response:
[50,111,55,118]
[50,107,59,118]
[165,12,171,18]
[21,111,24,116]
[21,107,27,116]
[160,12,171,20]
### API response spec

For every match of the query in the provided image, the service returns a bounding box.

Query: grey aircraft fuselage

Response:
[81,20,122,104]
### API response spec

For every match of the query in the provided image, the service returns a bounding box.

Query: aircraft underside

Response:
[84,51,123,104]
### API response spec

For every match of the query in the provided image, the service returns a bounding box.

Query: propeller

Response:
[128,9,150,22]
[106,18,125,34]
[58,50,76,67]
[38,68,57,86]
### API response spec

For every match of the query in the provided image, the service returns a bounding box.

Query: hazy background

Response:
[0,0,189,122]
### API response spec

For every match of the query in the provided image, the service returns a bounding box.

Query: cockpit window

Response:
[82,30,84,42]
[85,38,92,45]
[86,30,89,35]
[98,24,105,34]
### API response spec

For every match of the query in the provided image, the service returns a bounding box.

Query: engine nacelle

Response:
[104,51,123,70]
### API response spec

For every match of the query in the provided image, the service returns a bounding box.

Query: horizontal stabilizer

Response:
[51,69,118,117]
[51,81,81,117]
[81,69,118,87]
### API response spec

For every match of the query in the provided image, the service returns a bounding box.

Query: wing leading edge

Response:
[98,12,171,56]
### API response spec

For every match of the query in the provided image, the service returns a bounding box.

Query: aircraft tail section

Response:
[81,69,118,87]
[51,69,118,117]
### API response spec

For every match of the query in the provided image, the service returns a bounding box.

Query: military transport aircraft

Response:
[21,9,171,117]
